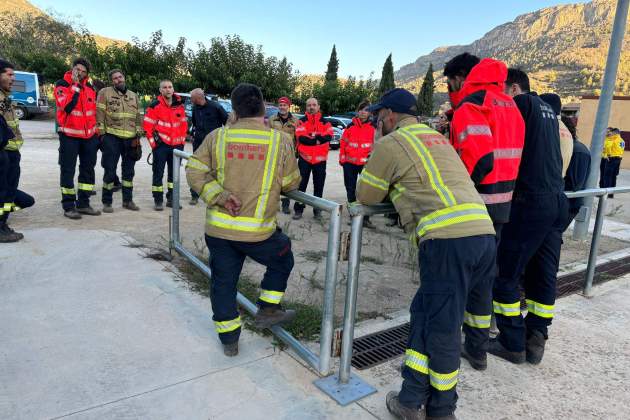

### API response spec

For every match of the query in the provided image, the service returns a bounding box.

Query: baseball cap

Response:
[367,88,418,115]
[278,97,291,105]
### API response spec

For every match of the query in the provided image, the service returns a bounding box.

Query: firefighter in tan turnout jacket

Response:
[186,83,301,357]
[356,89,496,420]
[268,96,298,214]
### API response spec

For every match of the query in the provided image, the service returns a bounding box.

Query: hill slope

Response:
[396,0,630,98]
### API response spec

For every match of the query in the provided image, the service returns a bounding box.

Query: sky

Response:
[31,0,589,78]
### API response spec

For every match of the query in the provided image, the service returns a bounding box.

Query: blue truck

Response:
[10,71,49,119]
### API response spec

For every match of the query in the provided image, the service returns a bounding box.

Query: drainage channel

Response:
[351,254,630,370]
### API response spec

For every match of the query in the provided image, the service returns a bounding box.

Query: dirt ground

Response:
[10,118,630,321]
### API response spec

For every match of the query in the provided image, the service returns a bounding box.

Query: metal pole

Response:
[584,194,608,296]
[573,0,630,239]
[318,203,343,376]
[171,152,182,245]
[339,214,364,383]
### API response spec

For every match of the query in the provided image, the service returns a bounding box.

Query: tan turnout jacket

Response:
[96,86,143,139]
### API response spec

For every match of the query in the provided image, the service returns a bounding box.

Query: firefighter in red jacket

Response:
[444,53,525,371]
[292,97,334,220]
[55,58,101,219]
[339,100,375,227]
[143,80,188,211]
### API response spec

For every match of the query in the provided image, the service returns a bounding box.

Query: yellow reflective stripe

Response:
[493,300,521,316]
[227,128,272,140]
[214,316,242,333]
[404,349,428,374]
[359,169,389,191]
[152,185,164,192]
[463,311,491,329]
[6,119,18,128]
[200,180,223,204]
[186,156,210,172]
[167,182,174,189]
[216,128,226,184]
[389,183,406,203]
[96,103,106,110]
[399,126,456,207]
[3,203,12,212]
[122,180,133,188]
[207,209,276,233]
[255,131,279,219]
[103,182,115,190]
[526,299,554,319]
[259,289,284,304]
[77,183,94,191]
[429,368,459,391]
[416,203,490,237]
[107,112,136,118]
[61,187,76,195]
[5,139,24,151]
[105,127,135,138]
[282,170,300,188]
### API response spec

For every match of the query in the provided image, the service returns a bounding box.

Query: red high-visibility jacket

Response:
[339,117,375,165]
[54,71,97,139]
[295,112,334,164]
[449,58,525,224]
[143,94,188,149]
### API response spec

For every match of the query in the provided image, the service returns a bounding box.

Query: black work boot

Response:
[154,202,164,211]
[223,342,239,357]
[64,209,82,220]
[0,223,22,243]
[386,391,426,420]
[488,337,525,364]
[123,201,140,211]
[77,206,102,216]
[313,209,322,220]
[102,204,114,213]
[461,343,487,371]
[281,201,290,214]
[292,211,303,220]
[526,330,546,365]
[165,200,182,209]
[254,306,296,329]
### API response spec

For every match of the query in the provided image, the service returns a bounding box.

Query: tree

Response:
[325,45,339,83]
[378,54,395,96]
[417,63,435,116]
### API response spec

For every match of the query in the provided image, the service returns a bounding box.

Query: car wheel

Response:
[14,106,28,120]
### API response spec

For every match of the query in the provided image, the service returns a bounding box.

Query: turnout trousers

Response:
[493,192,568,352]
[294,157,326,214]
[205,229,294,344]
[399,235,496,417]
[152,142,183,204]
[0,150,34,223]
[59,134,99,211]
[101,134,136,205]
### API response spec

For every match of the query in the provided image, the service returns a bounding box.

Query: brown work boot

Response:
[254,306,296,329]
[77,206,101,216]
[64,209,82,220]
[102,204,114,213]
[488,337,525,364]
[123,201,140,211]
[223,342,239,357]
[386,391,426,420]
[1,223,24,240]
[526,330,546,365]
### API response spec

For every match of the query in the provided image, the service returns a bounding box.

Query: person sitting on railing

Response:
[356,88,496,420]
[186,83,302,357]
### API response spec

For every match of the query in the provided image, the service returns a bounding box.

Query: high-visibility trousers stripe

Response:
[259,290,284,304]
[214,316,241,333]
[493,300,521,316]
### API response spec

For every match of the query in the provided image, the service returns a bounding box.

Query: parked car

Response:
[324,116,350,150]
[327,116,352,129]
[11,71,49,119]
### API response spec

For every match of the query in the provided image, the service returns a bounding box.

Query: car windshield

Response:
[218,100,232,113]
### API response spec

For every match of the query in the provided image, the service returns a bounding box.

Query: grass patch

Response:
[300,250,327,263]
[361,255,384,265]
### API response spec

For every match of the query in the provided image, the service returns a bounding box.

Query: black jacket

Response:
[0,114,14,150]
[192,100,228,143]
[564,139,591,212]
[513,92,564,195]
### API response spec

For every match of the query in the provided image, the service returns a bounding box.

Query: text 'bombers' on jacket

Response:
[143,94,188,149]
[294,112,334,164]
[449,58,525,225]
[54,71,97,139]
[339,117,376,166]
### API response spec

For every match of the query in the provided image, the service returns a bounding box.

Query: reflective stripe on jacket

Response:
[96,87,143,139]
[142,94,187,148]
[295,112,334,164]
[54,71,97,139]
[339,117,375,165]
[0,89,23,151]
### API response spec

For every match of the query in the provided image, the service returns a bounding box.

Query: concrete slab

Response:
[0,228,372,420]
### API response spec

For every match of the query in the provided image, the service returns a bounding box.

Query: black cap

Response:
[367,88,418,115]
[540,93,562,116]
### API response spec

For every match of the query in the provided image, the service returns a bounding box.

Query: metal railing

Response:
[170,149,343,377]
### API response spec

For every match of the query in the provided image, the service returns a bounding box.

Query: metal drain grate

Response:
[351,254,630,370]
[351,323,410,370]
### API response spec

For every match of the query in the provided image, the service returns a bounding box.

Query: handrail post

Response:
[584,193,608,296]
[171,152,182,249]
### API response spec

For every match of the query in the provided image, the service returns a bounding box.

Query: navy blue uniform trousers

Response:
[59,134,99,211]
[0,150,34,222]
[101,134,136,204]
[152,142,183,203]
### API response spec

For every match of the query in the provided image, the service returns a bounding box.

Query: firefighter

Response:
[186,83,301,356]
[600,127,624,197]
[96,69,143,213]
[0,59,35,242]
[540,93,574,177]
[269,96,298,214]
[339,100,375,227]
[490,69,569,366]
[293,97,334,220]
[55,58,101,219]
[188,88,228,205]
[356,88,496,420]
[143,80,188,211]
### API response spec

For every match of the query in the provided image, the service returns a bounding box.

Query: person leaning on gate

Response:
[356,88,496,420]
[269,96,298,215]
[186,83,302,357]
[444,53,525,244]
[490,68,569,366]
[96,69,144,213]
[143,80,188,211]
[188,88,228,206]
[292,97,334,220]
[339,100,376,228]
[55,57,101,219]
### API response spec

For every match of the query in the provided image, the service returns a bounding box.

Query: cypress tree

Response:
[417,63,435,116]
[325,45,339,82]
[378,54,395,96]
